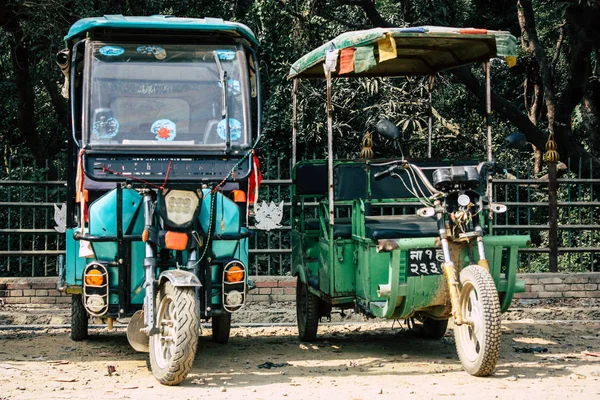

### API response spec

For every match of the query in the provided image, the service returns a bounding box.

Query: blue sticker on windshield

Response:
[92,117,119,139]
[99,46,125,57]
[218,78,241,95]
[216,50,236,61]
[137,45,167,60]
[217,118,242,141]
[152,119,177,141]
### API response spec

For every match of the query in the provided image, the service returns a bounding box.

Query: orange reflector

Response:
[165,231,188,251]
[85,269,104,286]
[459,29,488,35]
[231,190,247,203]
[142,229,149,242]
[225,265,245,282]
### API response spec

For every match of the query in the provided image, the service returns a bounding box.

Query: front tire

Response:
[149,282,199,385]
[454,265,501,376]
[296,277,319,342]
[70,294,88,341]
[211,313,232,344]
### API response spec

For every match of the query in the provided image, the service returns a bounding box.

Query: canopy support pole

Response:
[484,61,493,199]
[326,71,334,226]
[292,79,298,166]
[428,75,435,158]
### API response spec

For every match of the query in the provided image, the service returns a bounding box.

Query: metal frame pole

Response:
[428,75,435,158]
[326,70,334,226]
[485,61,493,198]
[292,79,298,166]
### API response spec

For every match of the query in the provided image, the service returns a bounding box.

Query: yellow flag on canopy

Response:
[505,55,517,68]
[377,33,397,62]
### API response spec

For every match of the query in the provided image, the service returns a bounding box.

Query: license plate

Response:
[407,248,444,276]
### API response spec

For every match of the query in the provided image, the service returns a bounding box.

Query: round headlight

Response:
[457,194,471,207]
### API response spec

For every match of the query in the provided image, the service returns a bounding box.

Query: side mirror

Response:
[375,119,401,141]
[504,132,527,150]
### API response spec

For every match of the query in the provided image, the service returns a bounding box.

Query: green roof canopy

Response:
[289,26,516,79]
[65,15,259,48]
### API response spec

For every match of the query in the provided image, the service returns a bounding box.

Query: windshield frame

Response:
[81,41,252,153]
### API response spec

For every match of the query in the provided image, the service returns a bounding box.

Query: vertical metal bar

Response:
[428,75,434,159]
[292,79,298,166]
[548,161,559,272]
[591,158,595,272]
[484,61,493,199]
[277,157,283,275]
[32,159,37,277]
[19,158,23,273]
[7,157,11,272]
[45,159,49,277]
[266,157,271,275]
[326,70,334,226]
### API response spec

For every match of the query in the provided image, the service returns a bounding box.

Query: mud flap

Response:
[127,310,149,353]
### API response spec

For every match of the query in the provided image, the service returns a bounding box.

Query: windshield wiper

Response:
[213,51,230,154]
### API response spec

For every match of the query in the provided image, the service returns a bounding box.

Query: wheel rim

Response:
[152,294,177,369]
[456,281,485,362]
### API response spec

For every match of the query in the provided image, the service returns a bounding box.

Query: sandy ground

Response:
[1,301,599,400]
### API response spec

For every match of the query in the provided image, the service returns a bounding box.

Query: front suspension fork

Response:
[141,191,158,335]
[438,210,489,326]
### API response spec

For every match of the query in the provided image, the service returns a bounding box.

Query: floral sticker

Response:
[92,117,119,139]
[218,78,241,96]
[99,46,125,57]
[217,118,242,141]
[137,45,167,60]
[216,50,236,61]
[151,119,177,141]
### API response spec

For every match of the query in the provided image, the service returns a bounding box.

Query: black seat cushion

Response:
[304,218,352,239]
[365,215,438,240]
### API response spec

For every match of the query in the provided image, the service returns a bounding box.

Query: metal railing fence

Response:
[1,156,598,277]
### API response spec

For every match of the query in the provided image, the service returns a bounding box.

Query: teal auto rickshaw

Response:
[56,15,261,385]
[289,26,529,376]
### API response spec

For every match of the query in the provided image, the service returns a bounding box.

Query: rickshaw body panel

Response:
[64,188,247,314]
[292,159,528,320]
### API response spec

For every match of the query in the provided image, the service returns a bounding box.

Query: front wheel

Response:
[211,313,232,344]
[70,294,88,341]
[454,265,501,376]
[296,277,320,342]
[149,282,199,385]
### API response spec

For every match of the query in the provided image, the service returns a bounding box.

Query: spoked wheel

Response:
[420,317,449,339]
[296,277,319,342]
[149,282,199,386]
[211,313,232,344]
[70,294,89,341]
[454,265,501,376]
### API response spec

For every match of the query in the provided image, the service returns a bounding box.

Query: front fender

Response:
[158,269,202,288]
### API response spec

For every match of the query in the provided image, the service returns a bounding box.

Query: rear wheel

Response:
[454,265,501,376]
[70,294,88,341]
[421,317,448,339]
[211,313,232,344]
[149,282,199,385]
[296,277,320,342]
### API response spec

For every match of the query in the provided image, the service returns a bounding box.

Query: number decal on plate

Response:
[408,248,444,276]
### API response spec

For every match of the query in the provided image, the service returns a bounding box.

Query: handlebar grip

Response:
[374,165,396,181]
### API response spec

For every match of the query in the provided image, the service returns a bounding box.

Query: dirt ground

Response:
[1,301,600,400]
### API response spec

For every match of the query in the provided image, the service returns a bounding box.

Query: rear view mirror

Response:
[504,132,527,150]
[375,119,401,141]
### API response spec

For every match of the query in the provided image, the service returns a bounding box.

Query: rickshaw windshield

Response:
[84,42,250,150]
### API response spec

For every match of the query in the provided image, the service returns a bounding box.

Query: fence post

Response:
[548,162,558,272]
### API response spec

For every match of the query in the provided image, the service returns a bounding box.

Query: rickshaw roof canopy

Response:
[288,26,517,79]
[65,15,260,48]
